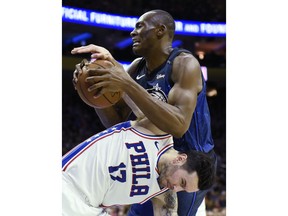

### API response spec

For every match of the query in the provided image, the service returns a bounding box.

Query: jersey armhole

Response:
[168,48,192,87]
[131,57,146,79]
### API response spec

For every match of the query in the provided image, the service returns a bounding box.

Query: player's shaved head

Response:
[146,10,175,40]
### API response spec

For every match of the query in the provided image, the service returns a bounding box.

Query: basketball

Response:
[75,59,123,109]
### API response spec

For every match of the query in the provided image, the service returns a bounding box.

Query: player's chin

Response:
[132,46,142,55]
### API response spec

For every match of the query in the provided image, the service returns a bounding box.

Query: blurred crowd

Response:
[62,0,226,22]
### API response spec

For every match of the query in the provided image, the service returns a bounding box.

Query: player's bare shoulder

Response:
[171,52,202,91]
[127,57,142,76]
[173,52,201,75]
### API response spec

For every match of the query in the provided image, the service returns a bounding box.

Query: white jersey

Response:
[62,121,173,216]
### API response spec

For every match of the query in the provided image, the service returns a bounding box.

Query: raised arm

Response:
[72,45,202,136]
[121,53,202,137]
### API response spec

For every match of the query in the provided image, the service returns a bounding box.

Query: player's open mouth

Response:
[132,39,140,47]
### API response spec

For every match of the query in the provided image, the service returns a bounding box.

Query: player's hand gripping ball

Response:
[74,59,123,109]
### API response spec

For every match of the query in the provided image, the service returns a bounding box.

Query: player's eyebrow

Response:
[135,21,144,28]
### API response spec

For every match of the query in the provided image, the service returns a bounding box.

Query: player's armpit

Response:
[151,190,178,216]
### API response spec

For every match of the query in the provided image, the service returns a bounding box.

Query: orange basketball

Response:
[75,59,123,109]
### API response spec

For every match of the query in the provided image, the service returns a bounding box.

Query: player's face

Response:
[159,162,199,193]
[130,12,158,55]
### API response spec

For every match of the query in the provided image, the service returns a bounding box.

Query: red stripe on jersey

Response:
[100,187,169,207]
[157,143,174,156]
[139,187,169,204]
[62,127,132,171]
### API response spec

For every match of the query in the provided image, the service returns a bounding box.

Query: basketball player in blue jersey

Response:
[72,9,216,216]
[62,117,215,216]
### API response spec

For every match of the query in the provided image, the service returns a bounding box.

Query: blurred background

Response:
[62,1,226,215]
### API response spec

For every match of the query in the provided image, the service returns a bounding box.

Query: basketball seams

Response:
[75,59,122,108]
[102,94,114,105]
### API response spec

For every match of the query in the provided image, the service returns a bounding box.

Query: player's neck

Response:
[145,45,173,73]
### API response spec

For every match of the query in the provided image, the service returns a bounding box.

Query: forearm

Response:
[123,79,190,137]
[94,107,123,128]
[94,98,132,128]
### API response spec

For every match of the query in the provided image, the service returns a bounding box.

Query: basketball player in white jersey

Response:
[62,117,215,216]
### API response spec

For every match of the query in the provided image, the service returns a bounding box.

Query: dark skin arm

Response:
[71,45,202,137]
[94,98,130,128]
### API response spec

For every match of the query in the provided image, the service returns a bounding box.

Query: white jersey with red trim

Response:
[62,121,173,215]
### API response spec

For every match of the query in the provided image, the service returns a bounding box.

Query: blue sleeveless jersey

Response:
[130,48,214,153]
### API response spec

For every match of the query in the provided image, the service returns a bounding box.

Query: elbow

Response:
[97,115,121,128]
[170,123,188,138]
[172,130,185,138]
[168,110,191,138]
[100,119,115,129]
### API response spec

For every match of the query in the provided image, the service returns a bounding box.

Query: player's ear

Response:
[156,24,166,38]
[172,153,187,166]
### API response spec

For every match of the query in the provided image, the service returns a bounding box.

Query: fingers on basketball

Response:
[75,59,123,109]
